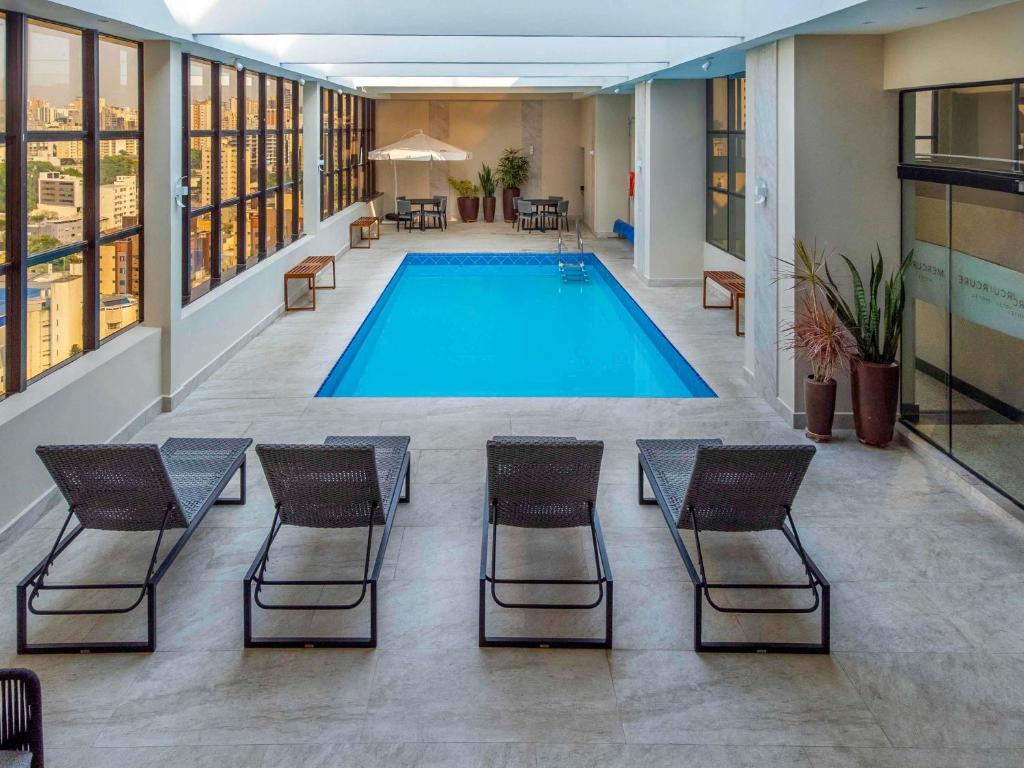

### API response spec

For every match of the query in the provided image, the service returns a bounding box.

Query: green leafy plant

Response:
[447,176,479,198]
[477,164,497,198]
[495,147,530,189]
[779,239,856,382]
[820,245,914,364]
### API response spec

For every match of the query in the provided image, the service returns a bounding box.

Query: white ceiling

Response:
[29,0,1024,94]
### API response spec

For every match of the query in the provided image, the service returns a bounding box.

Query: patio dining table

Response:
[407,198,439,231]
[524,198,559,232]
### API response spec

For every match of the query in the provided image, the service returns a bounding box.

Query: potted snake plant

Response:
[448,176,480,222]
[820,245,914,446]
[496,147,530,222]
[781,240,857,442]
[478,164,497,223]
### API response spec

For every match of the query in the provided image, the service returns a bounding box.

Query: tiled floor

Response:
[3,221,1024,767]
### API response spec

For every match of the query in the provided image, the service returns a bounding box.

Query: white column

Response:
[302,81,321,236]
[141,40,183,407]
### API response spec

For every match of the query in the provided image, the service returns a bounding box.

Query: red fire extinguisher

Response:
[628,171,635,197]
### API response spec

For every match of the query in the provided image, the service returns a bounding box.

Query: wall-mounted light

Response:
[753,177,769,206]
[701,58,713,72]
[613,88,620,94]
[234,60,244,72]
[299,78,306,86]
[173,176,190,209]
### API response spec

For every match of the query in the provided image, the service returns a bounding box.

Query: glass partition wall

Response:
[900,80,1024,507]
[1,13,143,398]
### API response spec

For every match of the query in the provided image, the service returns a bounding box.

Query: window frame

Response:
[2,13,145,398]
[182,56,301,305]
[705,74,745,261]
[320,88,377,221]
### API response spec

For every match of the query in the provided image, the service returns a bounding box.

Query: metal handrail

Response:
[576,221,584,252]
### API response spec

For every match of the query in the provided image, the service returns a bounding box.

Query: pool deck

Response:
[3,221,1024,767]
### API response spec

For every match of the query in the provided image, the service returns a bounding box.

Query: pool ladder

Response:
[557,222,588,282]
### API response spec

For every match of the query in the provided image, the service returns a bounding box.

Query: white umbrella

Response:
[368,129,472,210]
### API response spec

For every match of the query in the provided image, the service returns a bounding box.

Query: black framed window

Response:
[320,89,376,220]
[183,56,302,304]
[706,74,745,260]
[1,12,144,399]
[900,80,1023,175]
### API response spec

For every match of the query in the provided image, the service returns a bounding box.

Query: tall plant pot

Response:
[457,196,480,223]
[804,376,837,443]
[482,196,496,223]
[851,359,900,447]
[502,187,520,222]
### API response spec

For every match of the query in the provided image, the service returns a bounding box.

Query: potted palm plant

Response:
[478,164,497,223]
[448,176,480,223]
[820,245,914,447]
[496,147,530,222]
[781,240,857,441]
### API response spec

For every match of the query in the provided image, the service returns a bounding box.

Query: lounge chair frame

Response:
[17,440,250,654]
[478,438,613,649]
[243,439,411,649]
[0,668,44,768]
[637,444,830,654]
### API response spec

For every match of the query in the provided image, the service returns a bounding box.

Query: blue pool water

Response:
[317,253,715,398]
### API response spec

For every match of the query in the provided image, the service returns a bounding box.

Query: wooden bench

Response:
[350,216,381,249]
[284,255,336,311]
[702,270,745,337]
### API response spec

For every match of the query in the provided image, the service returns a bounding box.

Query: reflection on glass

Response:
[730,135,746,195]
[283,81,293,130]
[220,204,238,276]
[0,145,6,263]
[0,274,6,394]
[283,133,293,184]
[282,188,293,242]
[708,192,727,251]
[99,234,140,339]
[730,77,746,132]
[99,37,139,129]
[221,135,239,201]
[189,136,213,209]
[901,180,950,451]
[0,15,7,134]
[245,197,260,263]
[27,21,83,131]
[708,136,727,190]
[265,192,278,253]
[709,78,727,131]
[189,213,212,292]
[728,196,744,259]
[189,59,212,131]
[949,186,1024,501]
[27,140,85,254]
[220,67,238,130]
[297,183,304,233]
[265,76,277,130]
[265,132,279,188]
[245,133,259,194]
[27,253,84,378]
[244,73,259,130]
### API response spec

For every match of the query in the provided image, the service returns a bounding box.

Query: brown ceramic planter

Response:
[502,187,520,222]
[482,196,496,223]
[456,196,480,223]
[851,359,900,447]
[804,376,837,442]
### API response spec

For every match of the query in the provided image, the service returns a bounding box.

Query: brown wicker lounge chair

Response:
[479,437,613,649]
[244,436,411,648]
[637,439,829,653]
[19,438,251,654]
[0,669,43,768]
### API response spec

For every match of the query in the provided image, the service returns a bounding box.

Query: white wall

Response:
[582,95,632,237]
[634,80,706,285]
[883,1,1024,90]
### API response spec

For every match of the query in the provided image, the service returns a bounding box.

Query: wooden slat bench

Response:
[284,255,336,311]
[350,216,381,249]
[702,270,745,337]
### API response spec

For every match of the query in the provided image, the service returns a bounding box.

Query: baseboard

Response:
[636,273,702,287]
[162,302,285,412]
[0,394,163,555]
